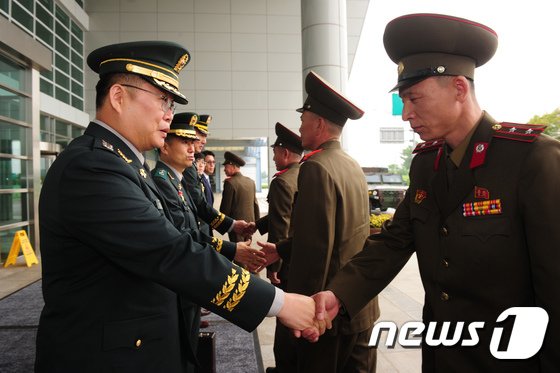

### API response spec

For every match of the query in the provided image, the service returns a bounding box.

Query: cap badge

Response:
[190,115,198,126]
[397,61,404,76]
[436,66,446,74]
[174,53,189,73]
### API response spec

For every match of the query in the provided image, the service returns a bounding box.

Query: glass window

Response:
[40,78,53,95]
[75,0,83,9]
[380,128,405,144]
[36,21,54,47]
[71,50,82,67]
[55,37,70,58]
[15,0,33,12]
[71,96,83,110]
[55,54,69,73]
[11,2,33,33]
[55,5,69,27]
[0,120,29,156]
[0,88,28,121]
[71,80,82,96]
[0,0,8,15]
[38,0,53,12]
[71,20,83,40]
[71,35,82,51]
[55,86,69,104]
[0,55,27,92]
[55,70,69,90]
[55,21,69,43]
[0,159,30,189]
[71,125,84,138]
[71,66,82,82]
[55,120,69,137]
[36,3,53,28]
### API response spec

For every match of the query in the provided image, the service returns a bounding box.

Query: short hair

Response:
[194,152,205,161]
[95,73,145,109]
[202,150,215,158]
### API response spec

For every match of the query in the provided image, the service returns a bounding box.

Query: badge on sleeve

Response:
[415,189,427,204]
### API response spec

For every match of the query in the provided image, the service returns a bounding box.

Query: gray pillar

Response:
[301,0,349,145]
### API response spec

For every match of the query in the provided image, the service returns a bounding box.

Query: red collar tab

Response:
[300,149,323,163]
[492,122,546,143]
[434,147,443,171]
[413,139,444,154]
[469,142,489,169]
[273,168,289,178]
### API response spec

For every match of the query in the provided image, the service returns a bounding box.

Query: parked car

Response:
[366,174,408,211]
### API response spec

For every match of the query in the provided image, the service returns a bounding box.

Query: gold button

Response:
[135,339,142,348]
[442,259,449,268]
[441,292,449,301]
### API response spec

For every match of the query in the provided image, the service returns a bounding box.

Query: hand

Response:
[242,222,257,238]
[277,293,315,332]
[232,220,249,235]
[234,240,266,272]
[312,290,340,325]
[256,241,280,266]
[267,270,281,285]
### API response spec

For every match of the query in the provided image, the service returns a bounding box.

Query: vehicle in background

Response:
[365,174,408,212]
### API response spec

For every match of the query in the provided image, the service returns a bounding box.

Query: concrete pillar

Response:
[301,0,349,144]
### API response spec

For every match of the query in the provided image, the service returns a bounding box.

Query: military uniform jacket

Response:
[184,164,231,236]
[328,113,560,372]
[36,122,275,373]
[255,162,300,284]
[220,172,260,237]
[276,141,379,335]
[152,161,236,260]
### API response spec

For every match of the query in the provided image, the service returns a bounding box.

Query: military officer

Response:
[259,72,379,373]
[255,122,303,373]
[152,113,265,372]
[312,14,560,373]
[35,40,316,373]
[182,113,251,237]
[220,151,261,242]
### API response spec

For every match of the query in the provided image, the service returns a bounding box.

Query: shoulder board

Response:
[300,149,323,163]
[492,122,546,143]
[152,169,168,180]
[273,168,289,178]
[412,139,444,154]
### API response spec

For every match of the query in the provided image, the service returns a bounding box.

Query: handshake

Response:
[277,290,342,342]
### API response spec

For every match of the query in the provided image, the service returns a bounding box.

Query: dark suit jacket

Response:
[255,163,300,287]
[329,113,560,372]
[201,173,214,206]
[276,141,379,335]
[36,122,275,373]
[220,172,260,242]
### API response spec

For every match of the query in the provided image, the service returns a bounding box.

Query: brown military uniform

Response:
[277,141,380,373]
[220,171,260,242]
[329,113,560,372]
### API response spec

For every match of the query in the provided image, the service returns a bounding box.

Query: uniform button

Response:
[442,259,449,268]
[441,292,449,301]
[135,339,142,348]
[440,226,449,236]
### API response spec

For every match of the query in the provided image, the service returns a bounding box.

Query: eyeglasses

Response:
[120,84,176,114]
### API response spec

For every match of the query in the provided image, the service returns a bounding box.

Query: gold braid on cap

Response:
[101,58,179,88]
[168,129,197,138]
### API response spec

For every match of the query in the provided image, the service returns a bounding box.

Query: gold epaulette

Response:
[412,139,444,154]
[492,122,546,143]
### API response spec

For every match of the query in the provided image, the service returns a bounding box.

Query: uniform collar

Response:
[92,119,145,164]
[161,160,183,181]
[448,112,485,167]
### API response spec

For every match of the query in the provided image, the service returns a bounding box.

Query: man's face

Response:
[195,157,205,175]
[272,146,287,171]
[121,81,174,151]
[204,154,215,174]
[224,163,237,177]
[399,77,460,142]
[299,110,320,150]
[161,136,195,172]
[195,130,207,152]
